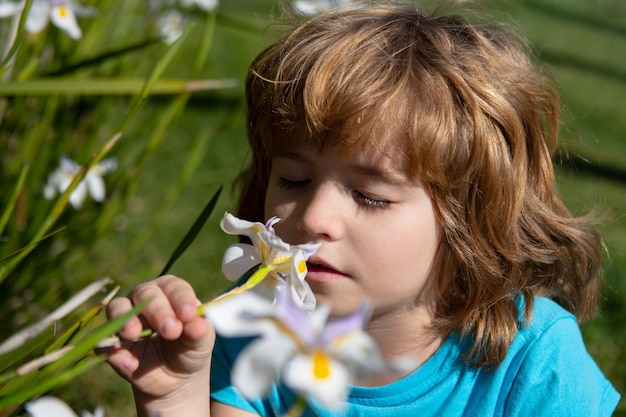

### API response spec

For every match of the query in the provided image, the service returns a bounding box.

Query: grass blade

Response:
[160,186,223,276]
[0,0,33,77]
[0,164,29,236]
[0,78,237,96]
[0,278,112,356]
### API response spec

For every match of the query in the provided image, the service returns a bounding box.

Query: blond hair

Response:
[236,3,602,367]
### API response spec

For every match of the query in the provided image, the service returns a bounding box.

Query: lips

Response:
[305,257,349,281]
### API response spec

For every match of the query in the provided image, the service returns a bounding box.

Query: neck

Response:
[356,306,443,387]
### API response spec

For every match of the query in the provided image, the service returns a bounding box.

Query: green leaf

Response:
[0,300,146,406]
[0,164,29,237]
[115,24,193,133]
[160,186,223,276]
[0,326,54,376]
[45,285,119,354]
[0,227,66,264]
[0,0,33,77]
[0,78,237,96]
[44,38,162,76]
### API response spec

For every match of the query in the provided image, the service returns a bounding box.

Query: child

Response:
[105,2,621,416]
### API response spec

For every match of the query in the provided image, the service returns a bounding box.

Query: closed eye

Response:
[353,190,391,211]
[277,177,310,190]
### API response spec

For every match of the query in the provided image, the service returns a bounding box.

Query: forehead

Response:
[271,112,416,171]
[275,129,415,183]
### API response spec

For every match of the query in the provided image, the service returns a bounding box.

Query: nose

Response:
[296,183,343,242]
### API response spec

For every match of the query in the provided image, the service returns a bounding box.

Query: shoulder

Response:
[501,296,620,416]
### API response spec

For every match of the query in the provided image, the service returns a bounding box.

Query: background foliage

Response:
[0,0,624,415]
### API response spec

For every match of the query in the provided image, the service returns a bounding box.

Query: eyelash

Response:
[276,177,391,211]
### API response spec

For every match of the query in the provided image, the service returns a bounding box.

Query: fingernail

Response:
[161,317,176,334]
[178,304,194,317]
[122,357,136,372]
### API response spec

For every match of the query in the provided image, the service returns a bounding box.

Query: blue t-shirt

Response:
[211,297,620,416]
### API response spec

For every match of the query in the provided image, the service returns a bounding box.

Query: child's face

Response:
[264,142,441,320]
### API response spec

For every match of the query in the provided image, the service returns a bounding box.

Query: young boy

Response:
[106,3,620,416]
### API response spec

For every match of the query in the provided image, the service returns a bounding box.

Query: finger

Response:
[107,296,144,340]
[181,315,212,349]
[156,275,201,322]
[106,346,139,379]
[129,280,183,340]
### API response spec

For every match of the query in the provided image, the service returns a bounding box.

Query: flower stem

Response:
[281,396,307,417]
[196,264,274,316]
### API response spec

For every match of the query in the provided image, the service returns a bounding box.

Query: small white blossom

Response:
[0,0,97,40]
[157,9,185,44]
[293,0,359,16]
[43,157,117,209]
[179,0,218,12]
[25,396,104,417]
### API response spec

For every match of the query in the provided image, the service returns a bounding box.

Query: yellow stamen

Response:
[297,259,307,274]
[312,351,331,380]
[58,6,68,18]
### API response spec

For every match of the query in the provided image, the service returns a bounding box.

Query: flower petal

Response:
[282,352,350,411]
[231,334,295,399]
[25,2,50,33]
[220,212,259,236]
[0,3,22,17]
[69,181,88,209]
[25,396,79,417]
[86,175,105,202]
[221,243,260,281]
[50,4,82,39]
[204,291,275,338]
[330,331,388,379]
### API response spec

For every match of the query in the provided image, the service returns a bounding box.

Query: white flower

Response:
[43,157,117,209]
[292,0,358,16]
[207,289,395,412]
[0,0,97,40]
[25,396,103,417]
[157,9,185,44]
[219,212,320,312]
[179,0,218,12]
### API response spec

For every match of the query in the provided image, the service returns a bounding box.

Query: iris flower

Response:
[206,289,395,412]
[157,9,184,45]
[43,157,117,210]
[215,212,320,312]
[25,396,103,417]
[0,0,96,40]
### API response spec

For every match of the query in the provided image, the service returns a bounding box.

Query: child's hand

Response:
[105,275,214,415]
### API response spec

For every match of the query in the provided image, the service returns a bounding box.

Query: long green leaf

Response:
[115,23,192,133]
[0,164,29,236]
[0,227,66,264]
[160,186,223,276]
[44,38,162,76]
[0,300,146,403]
[45,285,119,354]
[0,326,54,376]
[0,0,33,76]
[0,78,237,96]
[0,355,104,411]
[0,278,113,356]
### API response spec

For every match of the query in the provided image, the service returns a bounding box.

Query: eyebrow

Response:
[350,163,409,186]
[274,151,410,187]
